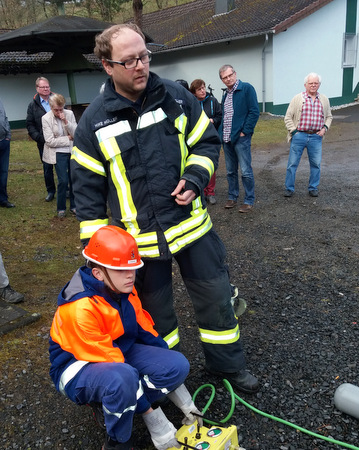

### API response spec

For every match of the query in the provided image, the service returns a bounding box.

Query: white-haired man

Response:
[284,73,333,197]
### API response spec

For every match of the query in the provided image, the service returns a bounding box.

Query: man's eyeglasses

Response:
[37,86,50,89]
[221,72,235,81]
[106,51,152,69]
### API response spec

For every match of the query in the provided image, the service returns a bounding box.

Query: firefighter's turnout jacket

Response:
[71,73,221,257]
[49,265,168,395]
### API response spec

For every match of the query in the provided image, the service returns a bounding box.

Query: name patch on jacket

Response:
[93,116,118,131]
[175,98,187,110]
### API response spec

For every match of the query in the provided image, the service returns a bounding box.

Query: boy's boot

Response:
[88,402,106,430]
[142,407,180,450]
[102,434,133,450]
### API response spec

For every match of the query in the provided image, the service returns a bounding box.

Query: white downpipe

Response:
[262,33,269,113]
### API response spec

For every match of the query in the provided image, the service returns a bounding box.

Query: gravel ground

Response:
[1,109,359,450]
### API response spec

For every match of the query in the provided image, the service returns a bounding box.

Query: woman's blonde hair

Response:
[49,93,66,108]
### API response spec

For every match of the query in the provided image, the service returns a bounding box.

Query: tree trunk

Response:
[133,0,143,30]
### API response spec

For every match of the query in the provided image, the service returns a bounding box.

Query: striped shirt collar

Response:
[226,79,239,94]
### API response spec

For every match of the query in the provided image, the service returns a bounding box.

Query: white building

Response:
[0,0,358,126]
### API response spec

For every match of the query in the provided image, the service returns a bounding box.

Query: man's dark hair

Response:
[175,79,189,90]
[94,23,146,62]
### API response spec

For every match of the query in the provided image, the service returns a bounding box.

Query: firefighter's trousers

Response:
[136,229,246,373]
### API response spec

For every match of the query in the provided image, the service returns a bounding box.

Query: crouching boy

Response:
[49,226,201,450]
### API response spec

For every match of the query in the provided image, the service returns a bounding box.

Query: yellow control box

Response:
[168,420,240,450]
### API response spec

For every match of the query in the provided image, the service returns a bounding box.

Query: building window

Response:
[342,33,358,68]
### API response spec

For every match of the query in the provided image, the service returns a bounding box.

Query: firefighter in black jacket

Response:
[26,77,56,202]
[71,23,259,397]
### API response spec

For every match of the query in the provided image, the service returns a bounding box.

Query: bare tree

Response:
[133,0,143,29]
[0,0,159,30]
[0,0,24,28]
[155,0,164,9]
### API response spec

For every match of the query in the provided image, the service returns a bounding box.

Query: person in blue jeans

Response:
[218,65,260,213]
[0,98,15,208]
[42,93,77,218]
[284,72,332,198]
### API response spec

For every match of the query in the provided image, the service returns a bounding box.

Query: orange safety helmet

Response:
[82,226,144,270]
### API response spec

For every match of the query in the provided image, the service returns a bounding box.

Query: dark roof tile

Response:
[0,1,333,72]
[142,0,333,52]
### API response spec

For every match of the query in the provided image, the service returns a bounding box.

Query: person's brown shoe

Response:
[239,204,253,213]
[224,200,237,209]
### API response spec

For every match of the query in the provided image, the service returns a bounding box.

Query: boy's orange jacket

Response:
[49,266,167,392]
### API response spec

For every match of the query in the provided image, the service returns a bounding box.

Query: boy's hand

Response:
[181,406,203,427]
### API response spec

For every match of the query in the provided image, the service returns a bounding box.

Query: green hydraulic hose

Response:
[192,383,236,426]
[192,379,359,450]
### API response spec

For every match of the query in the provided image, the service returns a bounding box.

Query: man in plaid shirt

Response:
[284,72,333,197]
[218,65,260,212]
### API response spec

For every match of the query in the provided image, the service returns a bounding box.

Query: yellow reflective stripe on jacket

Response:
[165,207,212,252]
[192,196,202,210]
[175,113,187,134]
[199,324,240,345]
[186,154,214,177]
[80,219,109,240]
[137,108,167,129]
[71,147,106,177]
[137,247,160,258]
[98,132,140,235]
[163,327,180,349]
[187,110,210,147]
[134,232,160,258]
[174,113,189,175]
[168,215,212,254]
[177,134,188,177]
[165,206,208,241]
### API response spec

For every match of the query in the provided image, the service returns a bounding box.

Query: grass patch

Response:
[253,115,286,148]
[0,139,82,361]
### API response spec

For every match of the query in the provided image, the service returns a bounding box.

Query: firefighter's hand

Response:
[171,180,196,205]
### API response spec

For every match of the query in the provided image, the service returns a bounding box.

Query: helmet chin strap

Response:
[102,266,121,294]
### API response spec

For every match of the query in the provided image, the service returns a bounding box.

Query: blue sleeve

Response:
[242,84,260,135]
[137,325,169,349]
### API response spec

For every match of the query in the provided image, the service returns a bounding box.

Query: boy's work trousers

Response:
[63,344,189,443]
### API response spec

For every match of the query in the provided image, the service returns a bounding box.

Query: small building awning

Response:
[0,16,114,54]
